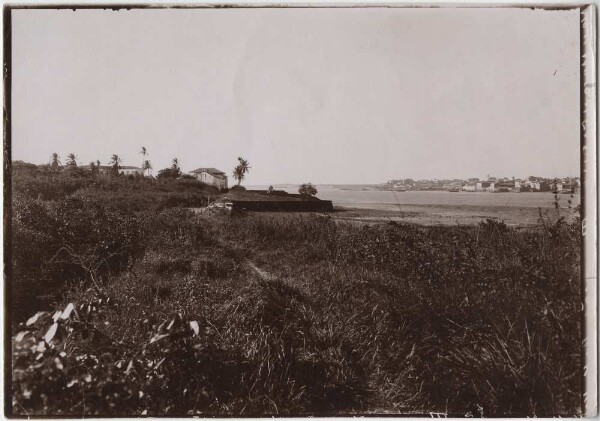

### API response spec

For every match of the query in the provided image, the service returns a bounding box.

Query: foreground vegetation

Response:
[9,165,583,416]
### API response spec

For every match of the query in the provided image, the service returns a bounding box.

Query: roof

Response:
[81,165,141,170]
[190,167,227,176]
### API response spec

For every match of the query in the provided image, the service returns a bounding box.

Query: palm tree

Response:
[66,153,77,166]
[140,146,148,175]
[233,157,251,186]
[50,153,61,171]
[109,154,122,175]
[143,160,153,176]
[171,158,181,178]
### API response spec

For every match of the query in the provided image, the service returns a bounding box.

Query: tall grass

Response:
[9,182,582,416]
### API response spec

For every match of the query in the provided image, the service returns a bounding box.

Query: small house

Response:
[189,167,228,190]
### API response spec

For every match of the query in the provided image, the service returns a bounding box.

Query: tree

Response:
[157,168,180,179]
[170,158,182,178]
[89,161,99,175]
[143,160,153,176]
[66,153,77,167]
[298,183,318,196]
[50,153,61,171]
[140,147,148,175]
[109,154,122,176]
[157,158,181,180]
[232,157,250,186]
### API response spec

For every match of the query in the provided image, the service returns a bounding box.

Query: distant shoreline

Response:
[247,184,579,193]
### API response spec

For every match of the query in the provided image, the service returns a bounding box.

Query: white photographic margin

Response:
[582,4,597,418]
[0,2,597,419]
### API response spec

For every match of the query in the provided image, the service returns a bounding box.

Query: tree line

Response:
[45,148,253,185]
[48,150,152,177]
[45,150,317,195]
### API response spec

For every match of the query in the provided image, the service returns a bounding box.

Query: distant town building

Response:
[538,181,552,192]
[381,174,578,193]
[476,181,495,192]
[189,167,228,190]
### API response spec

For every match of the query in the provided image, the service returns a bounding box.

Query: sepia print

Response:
[4,4,597,417]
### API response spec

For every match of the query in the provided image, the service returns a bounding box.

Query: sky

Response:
[11,7,580,185]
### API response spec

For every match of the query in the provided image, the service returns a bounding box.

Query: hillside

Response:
[8,162,583,417]
[11,162,221,211]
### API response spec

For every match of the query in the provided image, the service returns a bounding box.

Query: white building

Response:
[119,166,143,176]
[475,181,495,192]
[82,164,143,176]
[189,167,228,190]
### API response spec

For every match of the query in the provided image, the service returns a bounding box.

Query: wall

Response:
[195,172,227,190]
[231,200,333,212]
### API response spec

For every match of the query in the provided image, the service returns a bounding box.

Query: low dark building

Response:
[231,200,333,212]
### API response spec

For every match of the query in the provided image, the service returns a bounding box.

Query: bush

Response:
[156,167,181,179]
[298,182,318,196]
[11,195,145,324]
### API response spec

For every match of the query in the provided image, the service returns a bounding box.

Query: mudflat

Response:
[331,203,577,226]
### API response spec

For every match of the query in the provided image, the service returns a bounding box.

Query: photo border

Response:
[2,3,597,417]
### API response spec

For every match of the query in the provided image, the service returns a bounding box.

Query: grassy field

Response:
[8,166,583,416]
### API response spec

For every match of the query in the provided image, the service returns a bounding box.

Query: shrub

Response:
[11,195,145,324]
[156,167,181,179]
[298,182,318,196]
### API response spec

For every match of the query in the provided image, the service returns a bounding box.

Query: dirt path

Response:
[245,260,274,281]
